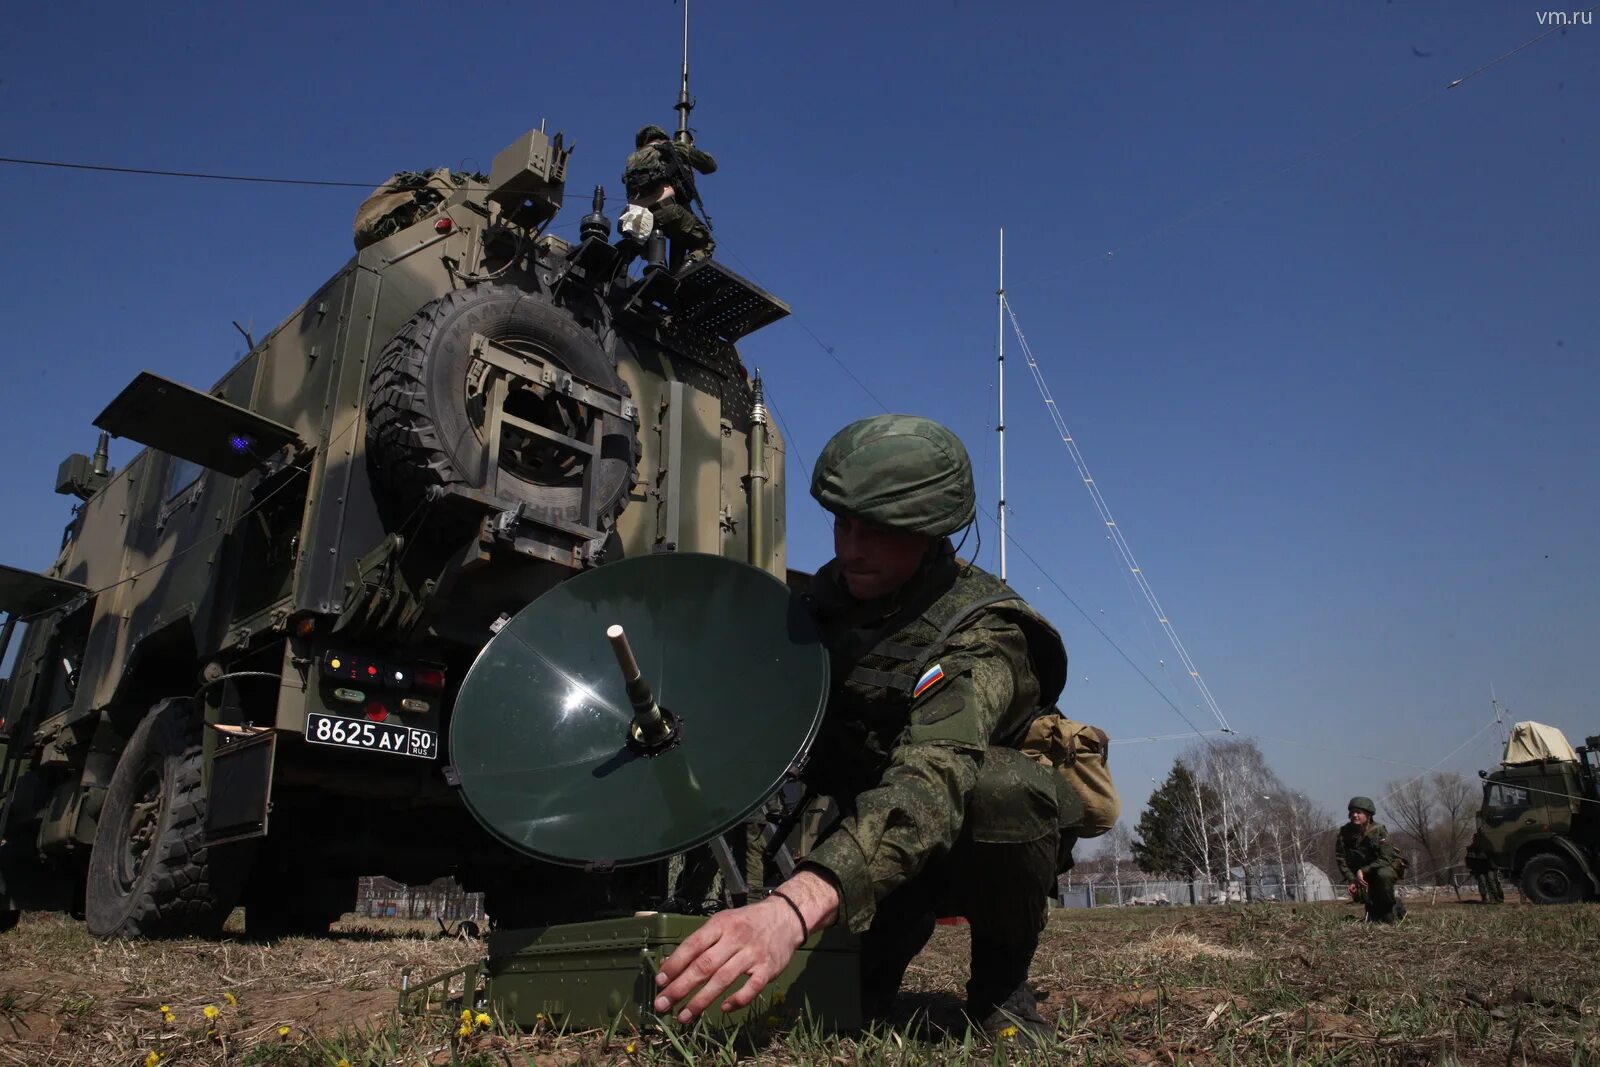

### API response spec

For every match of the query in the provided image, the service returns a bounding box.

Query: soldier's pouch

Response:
[962,747,1059,846]
[1018,710,1121,838]
[904,686,984,750]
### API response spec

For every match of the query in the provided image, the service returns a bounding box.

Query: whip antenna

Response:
[996,228,1007,579]
[675,0,694,141]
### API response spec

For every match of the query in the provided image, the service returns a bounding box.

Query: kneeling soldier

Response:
[651,415,1078,1041]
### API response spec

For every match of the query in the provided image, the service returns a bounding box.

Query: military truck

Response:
[1475,721,1600,904]
[0,124,790,937]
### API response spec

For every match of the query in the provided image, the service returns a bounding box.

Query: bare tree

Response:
[1382,772,1478,885]
[1260,792,1335,899]
[1431,772,1478,883]
[1182,738,1284,895]
[1097,823,1134,889]
[1384,776,1438,878]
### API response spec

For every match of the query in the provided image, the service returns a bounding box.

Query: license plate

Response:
[305,713,437,759]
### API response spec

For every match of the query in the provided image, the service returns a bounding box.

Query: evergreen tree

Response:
[1133,761,1223,880]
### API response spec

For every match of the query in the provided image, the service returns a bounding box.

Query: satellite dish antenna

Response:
[450,552,829,868]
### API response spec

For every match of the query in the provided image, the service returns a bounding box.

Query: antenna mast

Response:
[996,228,1007,579]
[674,0,694,141]
[1491,685,1509,746]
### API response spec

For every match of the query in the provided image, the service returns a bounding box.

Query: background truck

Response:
[0,122,790,937]
[1475,721,1600,904]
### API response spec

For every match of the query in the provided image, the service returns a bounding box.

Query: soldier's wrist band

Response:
[768,890,809,944]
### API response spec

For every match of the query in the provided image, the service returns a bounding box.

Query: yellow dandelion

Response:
[998,1025,1019,1040]
[474,1011,492,1028]
[157,1004,171,1014]
[223,992,238,1006]
[337,1060,351,1067]
[460,1007,473,1021]
[534,1012,544,1020]
[626,1041,638,1054]
[203,1004,220,1020]
[457,1023,473,1037]
[144,1053,162,1067]
[278,1025,291,1037]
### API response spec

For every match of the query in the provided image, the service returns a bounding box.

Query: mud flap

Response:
[205,726,276,844]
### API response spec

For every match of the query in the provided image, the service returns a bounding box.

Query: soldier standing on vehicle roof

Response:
[1333,796,1408,923]
[650,415,1079,1043]
[620,124,716,265]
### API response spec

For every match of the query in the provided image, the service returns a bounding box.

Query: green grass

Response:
[1,902,1596,1064]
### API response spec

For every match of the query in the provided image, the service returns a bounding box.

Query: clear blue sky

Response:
[2,2,1595,822]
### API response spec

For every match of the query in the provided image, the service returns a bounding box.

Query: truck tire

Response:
[84,699,243,938]
[366,285,638,528]
[1519,853,1588,904]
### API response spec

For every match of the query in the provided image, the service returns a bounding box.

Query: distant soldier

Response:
[1333,796,1408,923]
[620,124,717,264]
[1464,830,1505,904]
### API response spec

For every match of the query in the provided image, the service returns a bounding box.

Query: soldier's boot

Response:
[966,934,1052,1045]
[858,908,936,1025]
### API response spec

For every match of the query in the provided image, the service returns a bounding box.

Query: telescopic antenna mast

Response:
[996,228,1007,580]
[675,0,694,141]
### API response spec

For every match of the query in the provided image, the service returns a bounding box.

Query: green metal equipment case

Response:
[404,913,859,1032]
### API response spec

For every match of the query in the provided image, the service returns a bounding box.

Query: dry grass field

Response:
[0,900,1595,1066]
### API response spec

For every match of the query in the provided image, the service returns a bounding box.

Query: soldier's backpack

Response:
[1018,709,1120,838]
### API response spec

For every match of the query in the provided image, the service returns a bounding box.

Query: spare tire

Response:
[366,285,638,529]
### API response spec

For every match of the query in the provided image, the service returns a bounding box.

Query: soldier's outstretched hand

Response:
[653,870,839,1022]
[652,897,804,1021]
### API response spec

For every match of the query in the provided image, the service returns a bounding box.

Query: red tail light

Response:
[413,667,446,692]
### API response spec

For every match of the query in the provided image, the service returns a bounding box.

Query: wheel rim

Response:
[465,339,598,489]
[1534,866,1572,900]
[118,763,165,892]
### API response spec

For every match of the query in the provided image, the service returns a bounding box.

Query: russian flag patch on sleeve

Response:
[912,663,946,698]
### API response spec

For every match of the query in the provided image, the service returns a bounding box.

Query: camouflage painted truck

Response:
[1474,721,1600,904]
[0,125,790,937]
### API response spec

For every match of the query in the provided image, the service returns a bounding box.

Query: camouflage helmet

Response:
[810,415,976,537]
[635,124,670,148]
[1348,796,1376,816]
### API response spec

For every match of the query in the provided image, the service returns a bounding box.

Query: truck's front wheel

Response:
[1519,852,1588,904]
[84,698,243,937]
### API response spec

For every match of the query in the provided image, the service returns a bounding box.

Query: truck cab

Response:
[1477,724,1600,904]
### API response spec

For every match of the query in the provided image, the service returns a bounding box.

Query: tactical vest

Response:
[624,142,707,208]
[808,557,1066,769]
[1338,821,1404,874]
[617,143,668,195]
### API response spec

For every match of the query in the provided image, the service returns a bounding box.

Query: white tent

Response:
[1502,721,1578,765]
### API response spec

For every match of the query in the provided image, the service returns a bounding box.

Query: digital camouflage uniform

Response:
[621,125,717,263]
[1333,798,1407,923]
[795,415,1075,1036]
